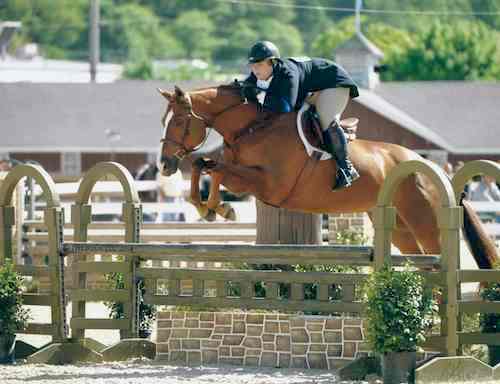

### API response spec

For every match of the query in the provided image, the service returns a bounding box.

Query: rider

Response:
[242,40,360,190]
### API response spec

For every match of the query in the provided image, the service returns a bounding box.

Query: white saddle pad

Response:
[296,103,332,161]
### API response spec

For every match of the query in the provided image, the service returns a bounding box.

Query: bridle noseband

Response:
[160,108,212,160]
[160,96,243,160]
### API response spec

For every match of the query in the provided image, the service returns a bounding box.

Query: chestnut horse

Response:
[157,84,497,268]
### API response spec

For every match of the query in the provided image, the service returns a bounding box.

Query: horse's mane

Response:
[190,82,242,97]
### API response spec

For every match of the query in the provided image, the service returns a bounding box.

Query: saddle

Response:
[301,105,358,150]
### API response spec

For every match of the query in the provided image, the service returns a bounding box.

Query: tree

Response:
[311,16,358,59]
[100,2,183,62]
[0,0,88,59]
[293,0,333,50]
[172,10,219,60]
[255,19,303,57]
[471,0,500,30]
[389,20,500,81]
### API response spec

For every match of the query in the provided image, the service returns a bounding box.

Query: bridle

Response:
[160,95,243,161]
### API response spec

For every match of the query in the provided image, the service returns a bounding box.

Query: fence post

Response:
[45,206,67,342]
[0,205,15,265]
[71,202,92,340]
[372,205,396,270]
[122,201,142,338]
[439,206,462,357]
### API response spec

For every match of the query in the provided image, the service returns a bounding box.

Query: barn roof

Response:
[1,80,499,155]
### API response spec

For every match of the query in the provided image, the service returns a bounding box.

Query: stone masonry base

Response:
[156,311,369,369]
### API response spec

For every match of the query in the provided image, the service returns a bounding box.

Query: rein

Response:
[160,98,242,160]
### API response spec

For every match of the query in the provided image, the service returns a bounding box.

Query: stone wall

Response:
[328,213,374,244]
[156,311,369,369]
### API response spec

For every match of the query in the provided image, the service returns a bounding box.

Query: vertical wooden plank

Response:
[266,282,279,300]
[168,279,180,297]
[439,206,462,357]
[291,283,304,301]
[240,281,253,299]
[342,284,355,302]
[319,283,329,302]
[15,182,24,265]
[216,280,226,298]
[372,206,396,270]
[70,203,91,340]
[0,206,15,265]
[123,202,141,339]
[193,279,203,298]
[45,207,67,342]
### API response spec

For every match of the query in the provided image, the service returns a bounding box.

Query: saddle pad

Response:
[296,103,332,161]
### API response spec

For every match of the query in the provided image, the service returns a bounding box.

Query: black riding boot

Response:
[322,120,360,190]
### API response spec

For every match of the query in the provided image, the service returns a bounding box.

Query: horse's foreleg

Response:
[188,158,211,219]
[206,171,237,221]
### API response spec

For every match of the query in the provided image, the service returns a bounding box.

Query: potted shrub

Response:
[0,262,30,363]
[479,264,500,366]
[362,263,436,384]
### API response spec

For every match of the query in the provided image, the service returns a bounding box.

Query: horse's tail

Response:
[460,193,498,269]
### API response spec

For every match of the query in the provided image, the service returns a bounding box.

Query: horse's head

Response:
[157,86,210,176]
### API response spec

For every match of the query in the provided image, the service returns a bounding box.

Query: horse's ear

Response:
[174,85,191,108]
[157,88,173,101]
[174,85,185,98]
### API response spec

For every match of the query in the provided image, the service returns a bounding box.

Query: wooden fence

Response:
[0,159,499,363]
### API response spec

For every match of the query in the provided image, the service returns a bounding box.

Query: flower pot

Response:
[0,334,16,364]
[382,351,416,384]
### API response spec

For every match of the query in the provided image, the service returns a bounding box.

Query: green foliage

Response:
[123,59,153,80]
[172,10,218,60]
[105,271,156,332]
[3,1,500,80]
[388,20,500,81]
[362,263,436,354]
[0,262,30,336]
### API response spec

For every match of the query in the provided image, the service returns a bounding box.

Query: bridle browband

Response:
[160,94,243,160]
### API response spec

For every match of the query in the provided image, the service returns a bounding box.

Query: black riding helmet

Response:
[247,41,280,63]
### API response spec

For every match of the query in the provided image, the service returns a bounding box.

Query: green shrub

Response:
[362,263,436,353]
[0,262,30,336]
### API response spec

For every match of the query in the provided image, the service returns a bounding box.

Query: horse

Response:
[157,84,498,269]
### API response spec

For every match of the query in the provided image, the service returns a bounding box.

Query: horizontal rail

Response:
[73,261,130,274]
[143,294,364,313]
[71,289,129,302]
[24,221,257,230]
[15,264,50,277]
[22,293,52,306]
[459,332,500,346]
[391,254,441,267]
[459,300,500,314]
[458,269,500,283]
[27,233,257,243]
[63,242,374,265]
[70,318,130,330]
[137,267,368,284]
[20,323,54,335]
[420,335,446,351]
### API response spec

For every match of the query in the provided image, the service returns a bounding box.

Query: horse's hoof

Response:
[223,205,237,221]
[204,209,217,222]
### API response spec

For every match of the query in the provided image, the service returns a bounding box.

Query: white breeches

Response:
[308,87,350,131]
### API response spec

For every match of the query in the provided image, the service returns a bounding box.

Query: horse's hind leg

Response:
[368,212,422,254]
[392,174,441,254]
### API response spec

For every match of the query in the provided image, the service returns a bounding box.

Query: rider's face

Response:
[250,59,273,81]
